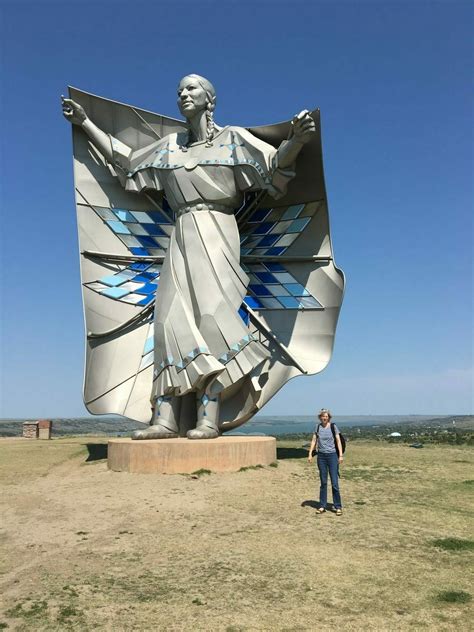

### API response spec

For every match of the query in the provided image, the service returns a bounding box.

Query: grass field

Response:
[0,437,472,631]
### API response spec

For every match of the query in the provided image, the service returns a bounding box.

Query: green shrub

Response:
[5,600,48,619]
[57,605,80,622]
[239,464,264,472]
[191,469,211,477]
[436,590,471,604]
[431,538,474,552]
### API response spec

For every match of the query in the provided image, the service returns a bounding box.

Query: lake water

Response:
[228,415,447,436]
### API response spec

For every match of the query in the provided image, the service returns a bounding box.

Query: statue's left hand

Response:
[61,96,87,126]
[291,110,316,144]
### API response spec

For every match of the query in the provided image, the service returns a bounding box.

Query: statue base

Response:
[107,436,277,474]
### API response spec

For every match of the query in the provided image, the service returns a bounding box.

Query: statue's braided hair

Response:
[204,94,217,146]
[181,74,217,146]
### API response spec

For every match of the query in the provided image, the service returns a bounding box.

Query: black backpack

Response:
[312,422,346,457]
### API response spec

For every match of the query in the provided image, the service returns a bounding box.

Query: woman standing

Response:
[308,409,343,514]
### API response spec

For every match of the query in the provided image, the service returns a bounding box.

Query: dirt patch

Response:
[0,438,472,630]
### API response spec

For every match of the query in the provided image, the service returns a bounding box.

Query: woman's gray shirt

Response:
[315,423,340,453]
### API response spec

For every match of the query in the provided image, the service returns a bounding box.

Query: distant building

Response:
[388,432,402,437]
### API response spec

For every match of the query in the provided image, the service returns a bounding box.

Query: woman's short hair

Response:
[318,408,332,420]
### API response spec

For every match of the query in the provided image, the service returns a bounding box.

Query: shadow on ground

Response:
[85,443,108,462]
[301,500,319,509]
[277,447,308,460]
[301,500,335,511]
[84,443,308,462]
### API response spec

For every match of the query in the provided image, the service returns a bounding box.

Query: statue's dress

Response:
[109,126,295,405]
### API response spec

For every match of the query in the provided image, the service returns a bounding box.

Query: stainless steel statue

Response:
[62,75,345,440]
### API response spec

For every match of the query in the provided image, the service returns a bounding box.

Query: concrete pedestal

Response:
[108,436,276,474]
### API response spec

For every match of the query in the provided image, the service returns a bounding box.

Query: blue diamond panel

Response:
[84,262,161,306]
[139,323,155,370]
[85,252,319,312]
[242,262,322,310]
[88,204,322,313]
[240,203,314,256]
[94,205,172,256]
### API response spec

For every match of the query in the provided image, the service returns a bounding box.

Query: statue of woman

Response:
[62,74,317,439]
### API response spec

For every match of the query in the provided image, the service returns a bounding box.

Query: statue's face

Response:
[177,76,208,118]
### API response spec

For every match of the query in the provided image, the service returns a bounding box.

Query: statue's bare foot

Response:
[132,424,178,440]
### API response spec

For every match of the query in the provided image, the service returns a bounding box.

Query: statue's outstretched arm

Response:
[62,96,114,163]
[276,110,316,168]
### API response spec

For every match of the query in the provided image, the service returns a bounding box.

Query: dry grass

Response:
[0,437,472,631]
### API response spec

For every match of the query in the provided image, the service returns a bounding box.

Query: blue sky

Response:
[0,0,472,418]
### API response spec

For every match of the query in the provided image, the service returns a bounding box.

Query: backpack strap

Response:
[330,422,341,457]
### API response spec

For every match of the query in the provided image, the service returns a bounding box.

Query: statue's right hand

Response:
[61,96,87,126]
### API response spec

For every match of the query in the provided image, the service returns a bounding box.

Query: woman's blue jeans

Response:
[317,451,342,509]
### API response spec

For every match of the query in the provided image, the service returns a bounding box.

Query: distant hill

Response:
[0,416,143,437]
[0,414,472,438]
